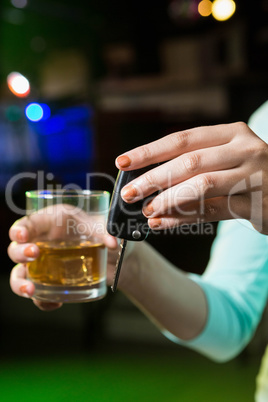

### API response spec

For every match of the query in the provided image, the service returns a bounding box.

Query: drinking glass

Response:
[25,190,110,303]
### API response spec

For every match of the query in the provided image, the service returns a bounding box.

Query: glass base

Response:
[31,280,107,303]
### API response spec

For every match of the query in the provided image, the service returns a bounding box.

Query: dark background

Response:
[0,1,267,401]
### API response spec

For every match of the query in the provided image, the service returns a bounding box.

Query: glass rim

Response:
[25,190,110,199]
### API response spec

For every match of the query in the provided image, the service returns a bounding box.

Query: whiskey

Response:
[27,240,106,287]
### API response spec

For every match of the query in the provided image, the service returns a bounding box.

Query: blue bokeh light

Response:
[24,104,94,187]
[25,102,50,122]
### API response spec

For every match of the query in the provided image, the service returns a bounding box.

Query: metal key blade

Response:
[111,239,127,292]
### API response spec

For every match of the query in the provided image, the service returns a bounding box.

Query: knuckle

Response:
[231,121,250,138]
[234,121,248,132]
[139,145,153,161]
[143,172,155,190]
[229,121,249,140]
[195,174,214,195]
[171,130,191,151]
[203,202,218,218]
[182,152,200,174]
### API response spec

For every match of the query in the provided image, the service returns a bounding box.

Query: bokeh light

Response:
[11,0,28,8]
[212,0,236,21]
[7,72,30,97]
[198,0,212,17]
[5,105,22,122]
[25,103,51,122]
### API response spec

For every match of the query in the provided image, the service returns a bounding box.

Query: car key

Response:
[107,166,156,292]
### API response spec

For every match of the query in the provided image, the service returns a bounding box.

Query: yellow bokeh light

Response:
[198,0,213,17]
[212,0,236,21]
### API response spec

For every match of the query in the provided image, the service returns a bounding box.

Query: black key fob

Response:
[107,167,155,241]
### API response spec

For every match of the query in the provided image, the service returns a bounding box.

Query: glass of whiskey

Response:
[25,190,110,303]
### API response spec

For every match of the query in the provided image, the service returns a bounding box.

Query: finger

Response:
[32,300,63,311]
[104,234,118,249]
[121,143,242,203]
[142,168,249,218]
[9,215,44,243]
[148,195,250,229]
[116,123,239,170]
[10,264,62,310]
[10,206,90,243]
[9,221,29,243]
[8,242,40,263]
[10,264,35,298]
[9,211,55,243]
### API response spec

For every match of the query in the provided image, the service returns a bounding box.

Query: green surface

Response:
[0,346,260,402]
[0,280,262,402]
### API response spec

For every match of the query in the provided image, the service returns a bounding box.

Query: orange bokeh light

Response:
[7,72,30,97]
[198,0,212,17]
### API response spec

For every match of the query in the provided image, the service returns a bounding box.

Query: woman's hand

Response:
[8,212,118,311]
[116,122,268,234]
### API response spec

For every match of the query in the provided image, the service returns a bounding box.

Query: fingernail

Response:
[116,155,131,168]
[19,284,31,297]
[17,229,26,242]
[121,185,137,201]
[143,203,154,217]
[24,245,36,258]
[149,218,162,228]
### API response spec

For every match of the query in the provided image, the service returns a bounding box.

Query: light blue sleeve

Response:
[172,220,268,362]
[163,101,268,362]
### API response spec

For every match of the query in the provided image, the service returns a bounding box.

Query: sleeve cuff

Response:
[162,273,248,362]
